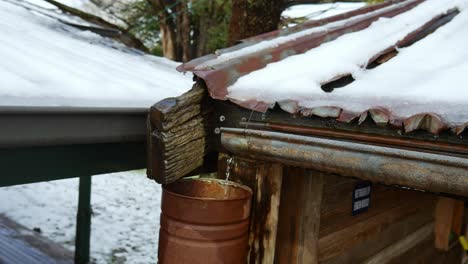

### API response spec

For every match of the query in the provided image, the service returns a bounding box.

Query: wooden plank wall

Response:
[218,156,283,264]
[218,157,463,264]
[276,169,463,264]
[318,174,437,263]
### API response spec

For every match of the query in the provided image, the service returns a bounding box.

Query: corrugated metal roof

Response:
[178,0,468,136]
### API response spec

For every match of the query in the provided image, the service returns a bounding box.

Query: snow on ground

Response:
[282,2,366,20]
[0,0,192,108]
[0,1,187,263]
[0,170,161,263]
[228,0,468,125]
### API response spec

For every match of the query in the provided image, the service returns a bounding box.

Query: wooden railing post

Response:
[75,175,92,264]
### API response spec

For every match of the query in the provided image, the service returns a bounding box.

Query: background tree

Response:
[143,0,231,61]
[45,0,381,61]
[228,0,368,44]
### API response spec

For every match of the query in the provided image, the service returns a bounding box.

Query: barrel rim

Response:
[163,178,253,202]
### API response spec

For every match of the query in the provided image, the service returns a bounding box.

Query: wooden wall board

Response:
[274,168,325,264]
[319,175,435,238]
[218,156,283,264]
[387,235,462,264]
[363,222,434,264]
[434,197,465,251]
[322,208,434,264]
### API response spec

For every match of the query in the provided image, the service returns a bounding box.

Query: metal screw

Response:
[219,115,226,122]
[214,127,221,134]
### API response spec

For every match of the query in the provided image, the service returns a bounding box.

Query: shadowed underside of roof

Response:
[178,0,468,137]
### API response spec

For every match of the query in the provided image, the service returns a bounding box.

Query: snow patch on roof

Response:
[194,0,415,70]
[0,0,192,108]
[282,2,366,20]
[227,0,468,126]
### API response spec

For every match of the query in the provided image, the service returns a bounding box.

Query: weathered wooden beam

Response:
[218,156,283,264]
[275,168,324,264]
[319,175,436,264]
[434,197,464,251]
[318,199,434,262]
[147,84,214,184]
[363,222,434,264]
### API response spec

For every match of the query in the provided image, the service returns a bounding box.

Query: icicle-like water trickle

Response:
[223,157,234,197]
[225,157,234,182]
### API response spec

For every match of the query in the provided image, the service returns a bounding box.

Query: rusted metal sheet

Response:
[158,178,252,264]
[220,128,468,197]
[178,0,423,100]
[180,0,404,71]
[178,0,466,136]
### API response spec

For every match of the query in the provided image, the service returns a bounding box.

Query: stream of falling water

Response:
[224,157,234,197]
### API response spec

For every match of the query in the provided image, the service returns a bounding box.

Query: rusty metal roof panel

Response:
[179,0,468,136]
[178,0,423,99]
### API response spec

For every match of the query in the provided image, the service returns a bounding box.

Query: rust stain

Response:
[178,0,423,100]
[178,2,465,136]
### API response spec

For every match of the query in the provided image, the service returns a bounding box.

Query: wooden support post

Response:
[75,175,92,264]
[218,157,283,264]
[434,196,464,251]
[275,168,324,264]
[248,163,283,264]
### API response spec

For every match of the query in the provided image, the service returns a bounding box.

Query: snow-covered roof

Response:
[179,0,468,135]
[0,0,192,108]
[282,2,366,21]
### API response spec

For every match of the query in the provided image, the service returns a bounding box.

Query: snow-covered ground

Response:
[0,170,161,263]
[0,0,180,262]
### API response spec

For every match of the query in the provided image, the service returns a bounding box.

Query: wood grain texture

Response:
[318,174,436,262]
[274,168,324,264]
[387,234,462,264]
[434,197,456,251]
[147,84,214,184]
[363,222,434,264]
[274,167,304,264]
[322,206,434,264]
[319,175,435,238]
[451,200,464,236]
[218,157,283,264]
[319,203,423,262]
[297,170,324,264]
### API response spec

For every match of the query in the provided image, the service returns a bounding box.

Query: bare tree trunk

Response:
[179,2,191,62]
[148,0,180,60]
[228,0,283,45]
[149,0,194,62]
[175,3,192,62]
[160,22,178,60]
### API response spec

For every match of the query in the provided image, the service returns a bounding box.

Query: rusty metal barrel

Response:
[158,178,252,264]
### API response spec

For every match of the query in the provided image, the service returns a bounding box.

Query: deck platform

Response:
[0,214,73,264]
